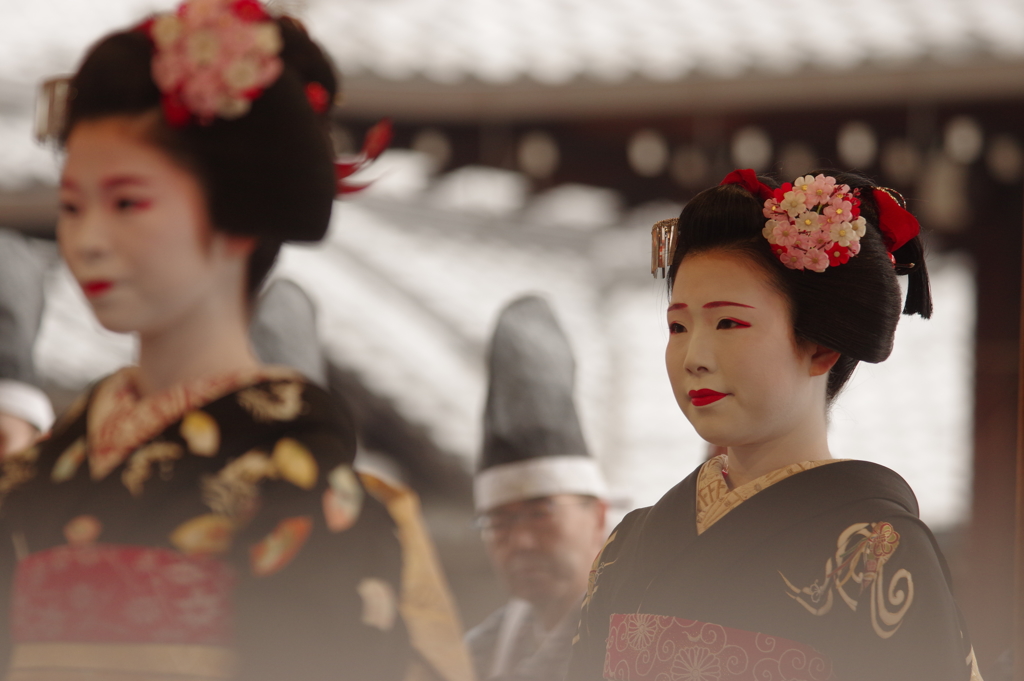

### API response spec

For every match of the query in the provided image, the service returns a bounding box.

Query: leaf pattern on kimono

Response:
[201,449,279,523]
[237,381,305,422]
[52,437,87,483]
[582,530,618,612]
[122,441,185,497]
[249,516,312,577]
[0,444,39,506]
[271,438,318,490]
[180,410,220,456]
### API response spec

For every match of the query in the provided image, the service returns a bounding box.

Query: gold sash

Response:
[8,643,236,681]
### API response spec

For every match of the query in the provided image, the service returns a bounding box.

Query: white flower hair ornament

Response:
[141,0,284,126]
[762,174,867,272]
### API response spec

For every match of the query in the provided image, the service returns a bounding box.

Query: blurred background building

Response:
[0,0,1020,675]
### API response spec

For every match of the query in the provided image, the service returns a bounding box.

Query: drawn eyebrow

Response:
[667,303,687,311]
[703,301,754,309]
[101,175,148,191]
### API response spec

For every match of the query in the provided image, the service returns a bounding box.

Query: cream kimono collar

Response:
[695,453,843,535]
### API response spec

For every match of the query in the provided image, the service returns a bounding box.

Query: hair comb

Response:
[34,76,71,145]
[651,218,678,278]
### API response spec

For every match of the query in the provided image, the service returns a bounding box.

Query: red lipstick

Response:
[688,389,727,406]
[82,280,113,297]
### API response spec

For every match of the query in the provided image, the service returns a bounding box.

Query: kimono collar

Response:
[695,454,842,535]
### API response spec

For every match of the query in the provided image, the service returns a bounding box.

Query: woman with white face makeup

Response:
[0,3,417,680]
[568,170,983,681]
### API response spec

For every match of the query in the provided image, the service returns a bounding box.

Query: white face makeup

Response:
[665,251,824,450]
[58,117,244,337]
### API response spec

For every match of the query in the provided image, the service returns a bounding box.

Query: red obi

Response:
[604,614,836,681]
[9,545,236,680]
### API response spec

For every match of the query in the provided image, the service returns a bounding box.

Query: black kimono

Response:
[0,368,412,681]
[568,458,980,681]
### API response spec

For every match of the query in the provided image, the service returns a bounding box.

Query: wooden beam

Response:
[338,59,1024,123]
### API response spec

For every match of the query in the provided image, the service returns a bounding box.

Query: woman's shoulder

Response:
[802,459,920,516]
[42,366,354,455]
[597,466,706,561]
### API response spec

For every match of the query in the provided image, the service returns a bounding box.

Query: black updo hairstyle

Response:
[667,171,932,402]
[61,15,339,296]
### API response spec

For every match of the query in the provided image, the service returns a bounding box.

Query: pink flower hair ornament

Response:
[760,174,867,272]
[721,170,866,273]
[721,170,924,273]
[139,0,284,126]
[649,170,922,279]
[135,0,395,196]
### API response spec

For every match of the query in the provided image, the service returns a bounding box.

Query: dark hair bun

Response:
[668,170,931,401]
[64,16,339,244]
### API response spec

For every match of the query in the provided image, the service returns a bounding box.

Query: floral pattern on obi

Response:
[12,545,235,644]
[604,614,835,681]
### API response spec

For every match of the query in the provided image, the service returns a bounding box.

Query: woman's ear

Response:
[808,344,840,377]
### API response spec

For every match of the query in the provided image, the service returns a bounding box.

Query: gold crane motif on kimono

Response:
[779,521,914,639]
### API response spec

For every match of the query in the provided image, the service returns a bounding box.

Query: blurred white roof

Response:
[310,0,1024,83]
[0,0,1021,120]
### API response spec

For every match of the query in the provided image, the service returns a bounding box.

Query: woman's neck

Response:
[724,417,832,489]
[135,288,260,397]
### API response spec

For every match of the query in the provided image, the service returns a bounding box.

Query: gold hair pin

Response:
[871,186,908,209]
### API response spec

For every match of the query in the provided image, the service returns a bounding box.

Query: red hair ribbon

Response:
[335,118,393,195]
[229,0,270,22]
[305,82,330,114]
[872,188,920,254]
[720,169,774,202]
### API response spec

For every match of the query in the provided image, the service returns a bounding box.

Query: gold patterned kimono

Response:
[568,456,982,681]
[0,367,413,681]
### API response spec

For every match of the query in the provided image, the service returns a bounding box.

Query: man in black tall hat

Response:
[466,295,608,681]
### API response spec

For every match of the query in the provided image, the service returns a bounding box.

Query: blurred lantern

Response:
[779,142,816,180]
[670,145,709,189]
[730,126,772,172]
[431,166,528,216]
[628,129,669,177]
[944,116,984,165]
[524,184,621,231]
[412,128,452,174]
[837,121,877,168]
[881,138,922,185]
[985,134,1023,184]
[919,154,969,232]
[517,130,560,180]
